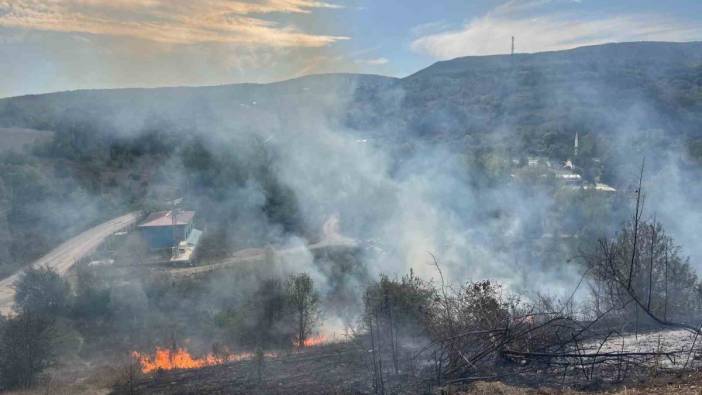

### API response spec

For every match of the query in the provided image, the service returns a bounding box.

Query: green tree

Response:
[14,266,70,318]
[286,273,320,348]
[0,312,54,389]
[220,279,294,350]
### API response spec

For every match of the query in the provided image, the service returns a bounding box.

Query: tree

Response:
[363,272,434,342]
[218,274,321,352]
[365,272,434,382]
[14,266,70,318]
[221,279,293,350]
[0,266,68,389]
[286,273,320,348]
[456,280,511,331]
[253,279,291,349]
[586,219,701,325]
[0,312,54,389]
[584,163,702,327]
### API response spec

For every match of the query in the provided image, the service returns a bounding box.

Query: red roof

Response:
[139,210,195,227]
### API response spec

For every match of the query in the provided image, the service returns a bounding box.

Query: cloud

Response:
[411,12,702,59]
[411,20,454,37]
[0,0,347,47]
[355,57,388,65]
[493,0,558,16]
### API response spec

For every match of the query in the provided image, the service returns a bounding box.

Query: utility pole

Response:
[172,201,177,259]
[511,36,515,56]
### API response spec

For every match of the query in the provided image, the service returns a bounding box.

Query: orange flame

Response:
[132,347,255,373]
[302,335,327,347]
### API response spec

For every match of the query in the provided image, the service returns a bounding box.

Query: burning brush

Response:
[133,337,329,373]
[131,347,256,373]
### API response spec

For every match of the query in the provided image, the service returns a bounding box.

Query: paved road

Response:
[0,211,140,316]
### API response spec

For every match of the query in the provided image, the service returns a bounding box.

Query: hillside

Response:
[3,41,702,395]
[1,41,702,281]
[397,42,702,151]
[1,42,702,157]
[0,128,53,153]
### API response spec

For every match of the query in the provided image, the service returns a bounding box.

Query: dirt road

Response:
[0,211,141,316]
[167,237,358,278]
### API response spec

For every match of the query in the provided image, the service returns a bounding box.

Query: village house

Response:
[138,210,202,263]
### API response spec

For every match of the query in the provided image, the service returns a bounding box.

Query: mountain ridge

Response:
[1,41,701,162]
[4,41,702,101]
[411,41,702,77]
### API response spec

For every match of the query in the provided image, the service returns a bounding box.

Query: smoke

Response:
[604,112,702,272]
[3,42,702,344]
[178,76,588,304]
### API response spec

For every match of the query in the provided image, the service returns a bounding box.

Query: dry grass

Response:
[456,374,702,395]
[2,359,130,395]
[453,381,581,395]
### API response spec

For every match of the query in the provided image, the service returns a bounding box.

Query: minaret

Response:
[574,132,579,157]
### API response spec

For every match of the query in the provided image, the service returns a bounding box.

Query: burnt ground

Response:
[119,342,394,395]
[117,352,702,395]
[458,372,702,394]
[114,329,702,394]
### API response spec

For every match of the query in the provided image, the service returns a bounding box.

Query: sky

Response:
[1,0,702,98]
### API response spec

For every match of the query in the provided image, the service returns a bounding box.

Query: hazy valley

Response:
[1,41,702,394]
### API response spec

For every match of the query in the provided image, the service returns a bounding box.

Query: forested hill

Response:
[1,41,702,280]
[0,73,397,139]
[2,41,702,161]
[396,41,702,155]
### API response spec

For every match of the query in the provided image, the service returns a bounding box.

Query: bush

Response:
[363,272,434,341]
[14,266,70,318]
[71,266,111,319]
[0,312,55,390]
[362,272,523,388]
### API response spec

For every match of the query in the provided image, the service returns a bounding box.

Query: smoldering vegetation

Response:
[0,41,702,393]
[116,216,702,394]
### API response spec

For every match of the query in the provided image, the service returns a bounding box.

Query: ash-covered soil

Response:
[120,342,394,395]
[114,329,702,394]
[580,329,701,368]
